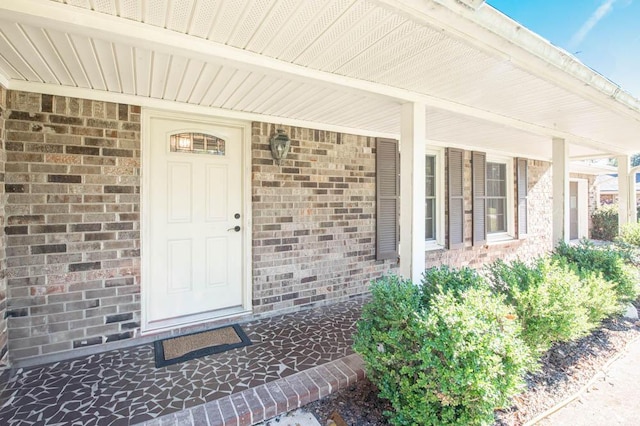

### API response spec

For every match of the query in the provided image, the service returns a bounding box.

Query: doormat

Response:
[154,324,252,368]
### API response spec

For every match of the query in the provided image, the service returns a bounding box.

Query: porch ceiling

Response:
[1,0,639,161]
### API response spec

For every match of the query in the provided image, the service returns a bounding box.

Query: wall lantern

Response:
[270,129,291,164]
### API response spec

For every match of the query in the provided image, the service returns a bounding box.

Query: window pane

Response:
[486,162,506,197]
[425,156,435,196]
[425,177,435,197]
[487,198,506,233]
[425,155,436,240]
[425,198,435,240]
[170,132,226,155]
[486,161,507,234]
[489,162,500,177]
[487,180,500,196]
[488,163,505,180]
[425,156,435,176]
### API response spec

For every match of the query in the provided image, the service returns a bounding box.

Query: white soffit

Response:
[0,0,638,159]
[425,109,609,160]
[0,16,401,135]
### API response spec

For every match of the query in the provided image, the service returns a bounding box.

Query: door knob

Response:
[227,225,241,232]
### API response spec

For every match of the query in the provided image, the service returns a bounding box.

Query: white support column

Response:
[552,138,570,245]
[617,155,630,227]
[399,102,426,282]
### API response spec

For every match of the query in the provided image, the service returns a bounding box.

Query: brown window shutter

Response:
[517,158,528,237]
[376,138,399,261]
[472,151,487,246]
[447,148,464,249]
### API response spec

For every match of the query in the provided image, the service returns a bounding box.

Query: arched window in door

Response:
[169,132,225,155]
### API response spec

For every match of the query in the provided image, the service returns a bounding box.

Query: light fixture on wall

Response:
[270,129,291,165]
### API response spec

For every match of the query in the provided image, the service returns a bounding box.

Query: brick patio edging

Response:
[136,353,366,426]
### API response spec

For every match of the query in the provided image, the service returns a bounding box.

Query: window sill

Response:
[425,242,445,252]
[487,233,516,245]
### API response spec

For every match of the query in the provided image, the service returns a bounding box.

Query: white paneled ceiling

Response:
[0,15,401,134]
[1,0,639,160]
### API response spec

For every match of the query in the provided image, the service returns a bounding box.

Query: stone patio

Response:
[0,298,367,425]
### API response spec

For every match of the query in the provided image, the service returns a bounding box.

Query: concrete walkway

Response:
[256,410,321,426]
[538,336,640,426]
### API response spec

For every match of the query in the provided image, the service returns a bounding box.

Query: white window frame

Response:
[425,147,445,250]
[486,155,515,243]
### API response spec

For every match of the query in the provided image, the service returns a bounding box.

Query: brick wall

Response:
[426,154,553,267]
[251,123,397,315]
[4,91,140,361]
[0,85,7,365]
[0,91,573,363]
[599,192,640,206]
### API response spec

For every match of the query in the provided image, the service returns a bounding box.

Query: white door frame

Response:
[140,108,253,334]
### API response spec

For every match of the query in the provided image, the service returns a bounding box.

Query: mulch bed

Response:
[306,303,640,426]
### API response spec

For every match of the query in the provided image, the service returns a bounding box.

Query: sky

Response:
[486,0,640,99]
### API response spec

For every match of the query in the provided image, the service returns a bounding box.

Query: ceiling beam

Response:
[0,0,633,156]
[570,154,617,161]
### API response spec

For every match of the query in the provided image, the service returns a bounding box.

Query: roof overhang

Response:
[570,162,617,176]
[0,0,638,161]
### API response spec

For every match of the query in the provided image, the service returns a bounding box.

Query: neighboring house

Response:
[0,0,639,368]
[596,174,640,206]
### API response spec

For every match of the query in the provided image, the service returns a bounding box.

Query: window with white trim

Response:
[425,155,436,240]
[486,156,514,241]
[486,162,507,233]
[425,148,445,249]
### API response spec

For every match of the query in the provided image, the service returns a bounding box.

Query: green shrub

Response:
[420,265,488,305]
[354,274,531,426]
[580,271,622,322]
[487,259,591,355]
[614,240,640,269]
[591,205,619,241]
[618,222,640,247]
[554,241,639,304]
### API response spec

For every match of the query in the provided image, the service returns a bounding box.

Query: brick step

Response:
[137,354,366,426]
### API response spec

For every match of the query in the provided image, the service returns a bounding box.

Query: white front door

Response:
[144,113,247,332]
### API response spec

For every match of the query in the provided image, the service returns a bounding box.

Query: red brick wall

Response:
[426,155,553,267]
[4,91,140,361]
[251,123,398,315]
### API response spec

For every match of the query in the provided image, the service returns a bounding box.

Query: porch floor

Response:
[0,298,367,425]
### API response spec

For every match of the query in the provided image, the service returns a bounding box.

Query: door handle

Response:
[227,225,241,232]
